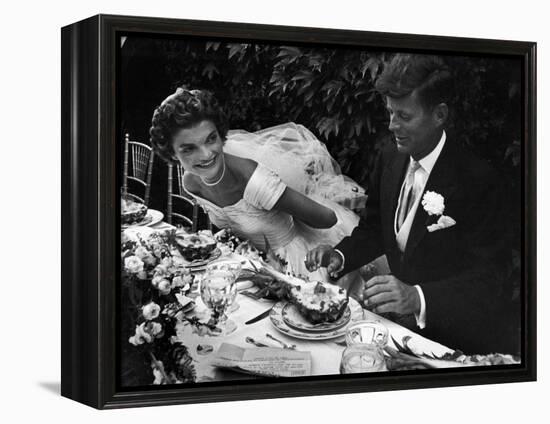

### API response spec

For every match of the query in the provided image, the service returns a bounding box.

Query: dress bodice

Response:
[184,163,297,251]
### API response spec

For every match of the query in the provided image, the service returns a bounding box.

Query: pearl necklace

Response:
[200,157,226,186]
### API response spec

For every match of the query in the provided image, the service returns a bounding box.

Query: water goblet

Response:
[200,269,238,336]
[205,259,242,312]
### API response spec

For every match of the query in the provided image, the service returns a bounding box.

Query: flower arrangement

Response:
[121,229,198,385]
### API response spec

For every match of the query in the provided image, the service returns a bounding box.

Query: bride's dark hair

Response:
[149,88,229,163]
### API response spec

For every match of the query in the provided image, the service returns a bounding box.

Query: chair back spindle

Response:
[122,133,155,206]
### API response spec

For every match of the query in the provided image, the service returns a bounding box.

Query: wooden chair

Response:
[122,134,155,206]
[167,163,212,232]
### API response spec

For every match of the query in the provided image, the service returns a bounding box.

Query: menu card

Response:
[210,343,312,377]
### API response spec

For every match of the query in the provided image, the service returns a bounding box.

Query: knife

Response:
[245,308,272,325]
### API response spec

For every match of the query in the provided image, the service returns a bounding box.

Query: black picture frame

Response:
[61,14,537,409]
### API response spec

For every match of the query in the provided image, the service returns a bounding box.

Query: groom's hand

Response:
[362,275,420,316]
[305,244,342,276]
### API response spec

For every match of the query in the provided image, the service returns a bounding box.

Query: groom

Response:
[306,54,517,354]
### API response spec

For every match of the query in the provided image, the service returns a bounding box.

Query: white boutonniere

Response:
[421,191,456,233]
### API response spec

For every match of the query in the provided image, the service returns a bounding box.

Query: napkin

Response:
[210,343,312,377]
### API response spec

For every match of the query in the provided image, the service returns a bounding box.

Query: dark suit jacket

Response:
[335,137,518,354]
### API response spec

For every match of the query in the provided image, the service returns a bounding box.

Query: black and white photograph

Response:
[117,32,526,388]
[5,0,548,420]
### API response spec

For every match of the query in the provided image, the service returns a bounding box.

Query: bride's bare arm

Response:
[274,187,337,228]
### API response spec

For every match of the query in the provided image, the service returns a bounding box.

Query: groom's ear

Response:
[432,103,449,127]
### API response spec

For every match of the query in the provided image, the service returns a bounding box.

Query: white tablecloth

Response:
[131,221,453,381]
[177,286,453,382]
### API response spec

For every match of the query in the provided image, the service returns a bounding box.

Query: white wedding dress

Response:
[183,123,362,280]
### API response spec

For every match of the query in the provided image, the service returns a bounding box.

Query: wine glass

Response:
[205,259,242,312]
[200,269,238,336]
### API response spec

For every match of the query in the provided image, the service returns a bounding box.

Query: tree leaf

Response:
[201,63,219,80]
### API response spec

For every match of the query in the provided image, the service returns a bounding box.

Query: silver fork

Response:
[266,333,297,350]
[245,336,270,348]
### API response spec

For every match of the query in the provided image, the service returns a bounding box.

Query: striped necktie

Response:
[396,160,421,232]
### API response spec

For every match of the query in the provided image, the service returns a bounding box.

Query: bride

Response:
[149,88,362,281]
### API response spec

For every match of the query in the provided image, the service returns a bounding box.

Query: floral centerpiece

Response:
[121,229,198,385]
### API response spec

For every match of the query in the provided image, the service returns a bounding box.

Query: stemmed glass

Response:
[205,260,242,312]
[200,269,238,336]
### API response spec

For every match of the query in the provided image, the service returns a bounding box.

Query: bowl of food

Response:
[174,231,217,261]
[121,198,148,225]
[287,280,349,324]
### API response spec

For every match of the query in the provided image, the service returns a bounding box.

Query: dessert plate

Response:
[270,298,363,341]
[282,302,352,333]
[183,248,222,271]
[121,209,163,229]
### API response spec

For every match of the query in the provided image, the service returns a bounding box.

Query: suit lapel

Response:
[403,140,459,260]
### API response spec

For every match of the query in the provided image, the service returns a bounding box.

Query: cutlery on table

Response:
[266,333,297,350]
[245,337,270,348]
[244,308,272,325]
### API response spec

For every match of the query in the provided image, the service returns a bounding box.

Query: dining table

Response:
[132,218,455,382]
[175,269,454,382]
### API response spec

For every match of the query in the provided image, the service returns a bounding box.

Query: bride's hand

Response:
[305,244,342,276]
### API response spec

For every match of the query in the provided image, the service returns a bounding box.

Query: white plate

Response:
[183,247,222,271]
[121,209,164,229]
[270,298,364,341]
[282,302,352,333]
[145,209,164,227]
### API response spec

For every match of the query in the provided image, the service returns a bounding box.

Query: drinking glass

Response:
[205,259,243,312]
[345,320,389,347]
[200,269,238,336]
[339,320,388,374]
[339,343,386,374]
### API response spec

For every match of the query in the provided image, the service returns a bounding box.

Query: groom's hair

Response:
[375,54,454,110]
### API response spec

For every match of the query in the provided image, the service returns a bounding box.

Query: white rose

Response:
[172,275,192,290]
[128,335,143,346]
[158,279,172,295]
[153,264,170,277]
[132,323,153,344]
[160,256,174,268]
[124,256,144,274]
[142,302,161,320]
[151,275,165,288]
[422,191,445,216]
[134,246,156,266]
[145,321,164,338]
